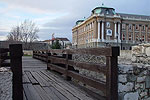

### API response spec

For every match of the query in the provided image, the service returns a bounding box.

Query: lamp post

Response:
[117,32,118,46]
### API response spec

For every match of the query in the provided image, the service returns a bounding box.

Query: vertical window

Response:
[122,32,126,40]
[129,24,132,30]
[135,25,139,30]
[122,24,126,29]
[106,22,110,28]
[128,32,132,41]
[142,25,145,31]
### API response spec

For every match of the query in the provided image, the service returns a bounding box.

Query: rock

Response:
[0,67,9,72]
[135,83,145,89]
[124,92,139,100]
[132,46,142,55]
[132,56,136,62]
[118,82,134,92]
[119,75,127,83]
[146,76,150,88]
[127,74,137,82]
[119,65,133,74]
[137,76,146,83]
[145,47,150,56]
[140,91,147,98]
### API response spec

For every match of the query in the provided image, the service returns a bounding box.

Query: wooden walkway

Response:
[23,56,99,100]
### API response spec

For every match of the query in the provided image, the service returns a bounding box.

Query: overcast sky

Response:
[0,0,149,41]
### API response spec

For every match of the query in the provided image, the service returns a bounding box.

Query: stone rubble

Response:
[0,67,12,100]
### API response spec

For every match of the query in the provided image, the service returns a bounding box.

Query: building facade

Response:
[43,38,71,49]
[72,6,150,49]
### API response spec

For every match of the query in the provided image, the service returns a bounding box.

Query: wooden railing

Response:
[33,47,120,100]
[0,44,23,100]
[0,48,10,67]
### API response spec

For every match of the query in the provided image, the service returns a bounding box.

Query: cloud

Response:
[0,0,150,42]
[0,36,7,41]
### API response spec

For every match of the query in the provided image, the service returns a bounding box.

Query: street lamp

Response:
[117,32,119,46]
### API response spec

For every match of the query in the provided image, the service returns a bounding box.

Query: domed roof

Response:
[76,20,84,25]
[92,6,116,15]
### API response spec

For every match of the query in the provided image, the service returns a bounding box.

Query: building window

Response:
[122,32,126,40]
[123,47,126,50]
[135,33,140,41]
[106,22,110,28]
[135,25,139,30]
[148,34,150,41]
[129,24,132,30]
[128,33,132,41]
[148,25,150,31]
[141,33,145,41]
[142,25,145,31]
[122,24,126,29]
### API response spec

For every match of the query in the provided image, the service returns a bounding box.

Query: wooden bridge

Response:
[0,44,119,100]
[23,56,101,100]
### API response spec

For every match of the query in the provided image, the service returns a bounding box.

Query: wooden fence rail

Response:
[33,46,120,100]
[0,44,23,100]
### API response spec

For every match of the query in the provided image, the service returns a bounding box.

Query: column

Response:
[133,24,135,43]
[139,25,142,42]
[114,22,117,40]
[97,21,101,42]
[126,24,129,42]
[146,25,148,42]
[118,23,121,42]
[102,21,104,41]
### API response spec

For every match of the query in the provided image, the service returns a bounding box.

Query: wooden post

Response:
[10,44,23,100]
[65,53,72,81]
[47,52,51,70]
[106,47,119,100]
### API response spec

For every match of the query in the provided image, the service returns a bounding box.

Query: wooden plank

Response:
[47,47,113,56]
[47,49,67,54]
[23,84,42,100]
[1,62,10,67]
[49,56,67,64]
[33,85,52,100]
[68,60,107,74]
[41,70,95,100]
[0,48,9,53]
[30,71,49,87]
[48,64,66,74]
[23,72,31,84]
[67,47,112,56]
[68,71,106,94]
[25,71,38,84]
[23,90,27,100]
[43,87,68,100]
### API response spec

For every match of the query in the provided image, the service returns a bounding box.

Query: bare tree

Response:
[7,20,39,49]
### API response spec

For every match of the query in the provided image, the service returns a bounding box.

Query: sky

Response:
[0,0,150,42]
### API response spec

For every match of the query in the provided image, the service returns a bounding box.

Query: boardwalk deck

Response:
[23,56,102,100]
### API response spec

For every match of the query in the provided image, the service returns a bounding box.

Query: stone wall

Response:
[0,68,12,100]
[73,53,150,100]
[132,43,150,64]
[118,64,150,100]
[120,50,132,59]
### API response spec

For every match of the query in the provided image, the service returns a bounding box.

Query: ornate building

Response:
[72,6,150,49]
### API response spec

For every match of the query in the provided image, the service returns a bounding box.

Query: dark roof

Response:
[92,7,115,13]
[55,38,69,41]
[43,40,52,42]
[117,13,150,20]
[91,6,116,16]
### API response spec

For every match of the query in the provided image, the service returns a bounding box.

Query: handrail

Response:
[33,46,120,100]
